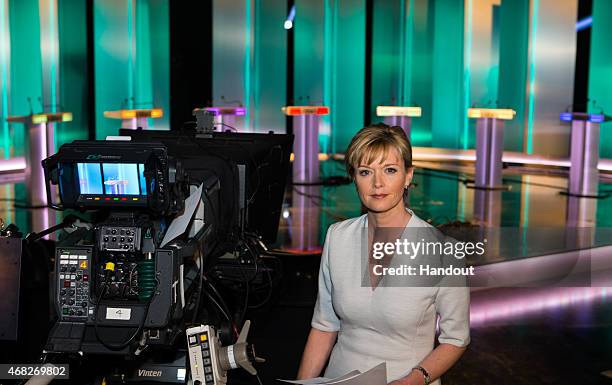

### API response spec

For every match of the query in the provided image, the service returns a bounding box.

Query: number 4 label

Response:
[106,307,132,320]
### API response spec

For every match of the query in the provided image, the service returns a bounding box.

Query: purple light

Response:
[589,114,605,123]
[204,107,246,116]
[470,287,610,327]
[559,112,606,123]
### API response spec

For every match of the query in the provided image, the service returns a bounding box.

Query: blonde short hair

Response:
[345,123,412,178]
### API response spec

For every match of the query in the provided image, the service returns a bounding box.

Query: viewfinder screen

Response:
[76,162,145,196]
[77,163,104,195]
[102,163,140,195]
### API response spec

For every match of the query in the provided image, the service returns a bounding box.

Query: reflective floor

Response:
[2,160,612,264]
[2,162,612,385]
[245,262,612,385]
[275,161,612,263]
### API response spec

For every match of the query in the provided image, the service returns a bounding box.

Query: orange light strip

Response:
[467,108,516,120]
[282,106,330,116]
[290,153,329,162]
[104,108,164,120]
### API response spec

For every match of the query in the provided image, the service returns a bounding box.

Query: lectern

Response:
[282,106,330,184]
[7,112,72,206]
[104,108,163,130]
[467,108,516,190]
[376,106,421,138]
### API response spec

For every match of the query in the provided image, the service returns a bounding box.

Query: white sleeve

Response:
[435,284,471,347]
[311,224,341,332]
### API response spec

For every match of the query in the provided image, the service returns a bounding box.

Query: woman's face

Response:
[354,147,413,214]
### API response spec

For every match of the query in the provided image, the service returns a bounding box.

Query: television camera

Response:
[34,128,292,384]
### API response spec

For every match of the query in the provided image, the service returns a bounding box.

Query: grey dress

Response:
[311,209,470,384]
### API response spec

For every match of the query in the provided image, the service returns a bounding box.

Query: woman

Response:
[297,124,470,385]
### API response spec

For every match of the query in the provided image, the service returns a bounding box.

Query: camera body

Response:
[42,140,220,356]
[36,130,292,382]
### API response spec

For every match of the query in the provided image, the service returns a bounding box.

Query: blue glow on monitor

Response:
[559,112,573,122]
[102,163,141,195]
[77,163,103,194]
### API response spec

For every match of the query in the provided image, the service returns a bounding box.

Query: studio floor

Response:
[2,160,612,384]
[245,282,612,385]
[247,161,612,385]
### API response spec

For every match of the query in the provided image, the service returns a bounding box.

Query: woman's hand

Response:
[388,344,467,385]
[387,370,425,385]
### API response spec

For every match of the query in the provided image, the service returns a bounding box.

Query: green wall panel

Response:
[294,0,365,154]
[409,0,434,146]
[327,0,365,153]
[293,0,327,151]
[147,0,169,130]
[464,0,502,150]
[370,0,401,122]
[497,0,529,152]
[371,0,432,147]
[431,0,464,149]
[134,0,153,111]
[524,0,576,157]
[252,0,286,132]
[371,0,466,149]
[369,0,534,152]
[0,0,10,159]
[9,0,42,157]
[58,0,88,144]
[589,0,612,158]
[2,0,87,153]
[366,0,404,123]
[212,0,250,131]
[213,0,286,133]
[94,0,131,139]
[467,1,501,110]
[294,0,324,107]
[133,0,169,130]
[94,0,169,139]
